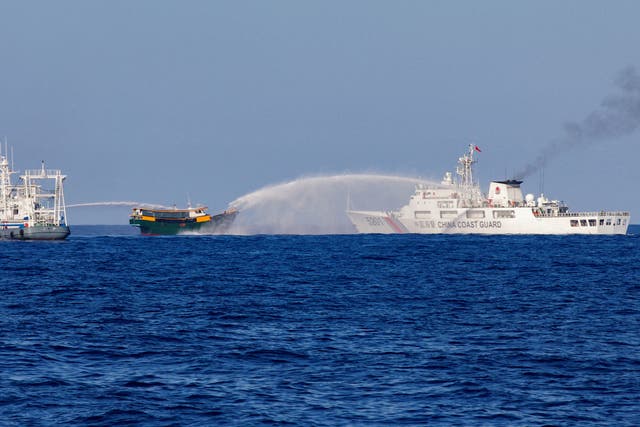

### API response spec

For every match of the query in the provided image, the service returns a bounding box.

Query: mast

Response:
[456,144,477,188]
[54,169,68,226]
[454,144,484,206]
[0,145,15,220]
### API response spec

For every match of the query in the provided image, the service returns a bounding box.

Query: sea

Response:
[1,225,639,426]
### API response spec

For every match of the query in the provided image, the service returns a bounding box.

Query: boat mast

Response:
[0,145,15,220]
[456,144,477,188]
[54,169,68,226]
[454,144,485,206]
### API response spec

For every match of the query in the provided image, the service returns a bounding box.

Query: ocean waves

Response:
[1,232,639,425]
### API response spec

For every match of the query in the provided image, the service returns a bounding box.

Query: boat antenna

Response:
[187,193,192,208]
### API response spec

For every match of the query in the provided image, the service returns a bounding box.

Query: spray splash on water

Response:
[65,176,435,235]
[224,174,435,235]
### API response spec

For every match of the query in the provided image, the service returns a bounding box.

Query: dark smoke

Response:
[514,66,640,179]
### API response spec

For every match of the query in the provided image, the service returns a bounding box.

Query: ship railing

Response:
[23,169,65,177]
[32,214,61,225]
[34,191,56,198]
[540,211,630,217]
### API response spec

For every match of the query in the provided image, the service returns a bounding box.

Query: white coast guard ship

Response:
[347,145,629,234]
[0,146,70,240]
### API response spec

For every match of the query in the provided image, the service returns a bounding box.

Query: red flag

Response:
[474,145,481,152]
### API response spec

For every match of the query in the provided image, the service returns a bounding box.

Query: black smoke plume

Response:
[515,66,640,179]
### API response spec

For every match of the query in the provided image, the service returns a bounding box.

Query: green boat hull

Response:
[130,211,237,235]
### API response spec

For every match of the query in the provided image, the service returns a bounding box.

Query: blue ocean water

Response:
[1,226,639,426]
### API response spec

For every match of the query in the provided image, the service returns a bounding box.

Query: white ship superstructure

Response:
[0,146,70,240]
[347,145,629,235]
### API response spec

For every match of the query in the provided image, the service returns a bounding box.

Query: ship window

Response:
[152,211,190,219]
[599,219,604,226]
[617,218,621,225]
[606,218,612,225]
[440,210,458,218]
[492,210,515,219]
[588,219,596,227]
[570,220,578,227]
[414,211,431,219]
[437,201,454,209]
[466,210,485,219]
[580,219,587,226]
[13,208,18,215]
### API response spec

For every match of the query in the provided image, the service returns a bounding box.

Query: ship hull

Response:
[347,209,630,235]
[130,211,237,235]
[0,225,70,240]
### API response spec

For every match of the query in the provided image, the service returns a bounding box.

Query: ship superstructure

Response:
[0,147,70,240]
[347,145,630,234]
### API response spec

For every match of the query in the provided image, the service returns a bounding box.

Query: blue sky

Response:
[1,1,639,224]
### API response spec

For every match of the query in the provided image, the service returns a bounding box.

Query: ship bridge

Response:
[488,180,524,207]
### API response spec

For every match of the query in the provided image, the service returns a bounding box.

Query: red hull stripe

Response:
[384,216,406,233]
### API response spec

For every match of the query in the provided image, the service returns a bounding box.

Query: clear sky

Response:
[1,1,639,225]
